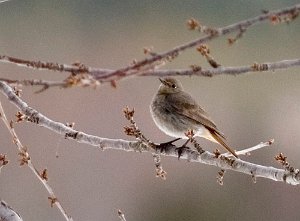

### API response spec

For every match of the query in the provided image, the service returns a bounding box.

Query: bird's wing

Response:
[166,91,226,139]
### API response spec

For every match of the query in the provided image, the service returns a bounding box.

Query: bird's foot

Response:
[156,138,181,153]
[175,145,190,159]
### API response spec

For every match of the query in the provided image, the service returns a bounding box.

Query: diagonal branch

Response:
[0,102,73,221]
[0,4,298,86]
[94,4,300,81]
[1,80,299,185]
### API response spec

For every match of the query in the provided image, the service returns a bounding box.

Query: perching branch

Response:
[1,80,299,185]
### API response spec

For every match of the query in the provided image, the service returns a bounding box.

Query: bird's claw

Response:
[156,143,169,153]
[156,138,181,153]
[175,146,190,159]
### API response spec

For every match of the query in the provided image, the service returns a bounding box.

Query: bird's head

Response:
[157,78,183,94]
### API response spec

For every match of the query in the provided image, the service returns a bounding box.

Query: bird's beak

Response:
[159,78,166,85]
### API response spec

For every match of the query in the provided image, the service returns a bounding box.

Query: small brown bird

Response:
[150,77,238,158]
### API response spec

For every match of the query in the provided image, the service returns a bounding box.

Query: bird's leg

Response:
[156,138,181,153]
[176,139,191,159]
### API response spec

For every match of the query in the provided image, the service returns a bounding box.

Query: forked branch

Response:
[0,4,299,89]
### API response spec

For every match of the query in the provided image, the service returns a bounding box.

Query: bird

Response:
[150,77,238,158]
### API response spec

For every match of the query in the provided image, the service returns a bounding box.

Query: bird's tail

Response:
[209,130,238,158]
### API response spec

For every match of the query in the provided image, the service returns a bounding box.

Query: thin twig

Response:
[123,107,167,179]
[1,81,299,185]
[118,210,127,221]
[0,78,65,92]
[0,54,109,75]
[95,4,300,81]
[0,0,12,3]
[0,4,298,85]
[222,139,274,157]
[141,59,300,77]
[0,102,73,221]
[275,153,299,174]
[0,153,9,173]
[0,58,299,92]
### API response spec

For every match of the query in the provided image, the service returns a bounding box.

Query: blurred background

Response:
[0,0,300,220]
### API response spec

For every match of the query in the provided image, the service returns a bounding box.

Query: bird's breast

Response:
[150,95,210,139]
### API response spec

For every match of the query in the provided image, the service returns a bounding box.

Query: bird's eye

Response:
[171,84,177,88]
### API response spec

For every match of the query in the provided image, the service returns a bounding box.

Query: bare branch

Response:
[0,153,9,173]
[0,200,23,221]
[0,78,65,92]
[123,106,167,179]
[141,59,300,77]
[0,58,299,91]
[0,4,298,86]
[152,153,167,180]
[0,54,109,75]
[0,0,12,4]
[95,4,300,81]
[118,210,127,221]
[196,44,221,68]
[275,152,299,174]
[0,102,73,221]
[1,81,299,185]
[222,139,274,157]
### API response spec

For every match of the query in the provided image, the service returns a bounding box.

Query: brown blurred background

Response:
[0,0,300,220]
